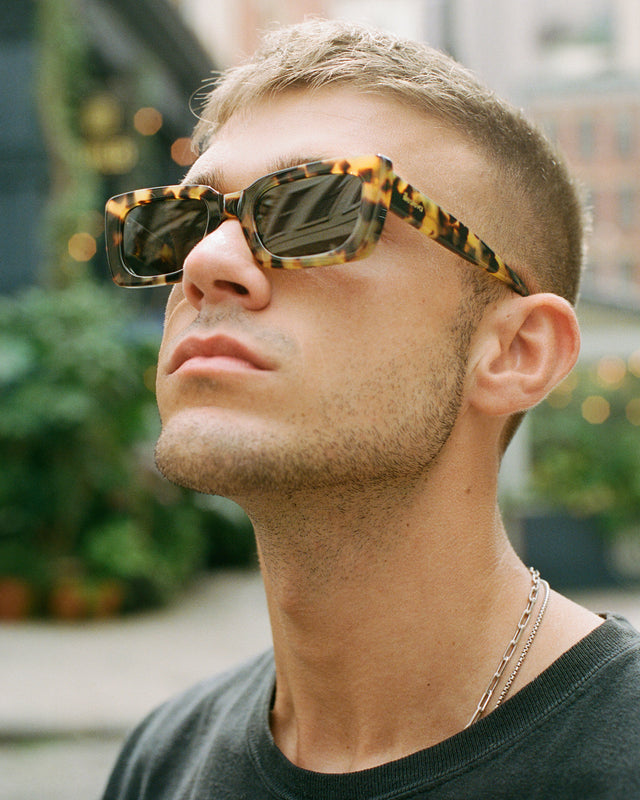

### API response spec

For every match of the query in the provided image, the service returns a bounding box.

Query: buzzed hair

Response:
[192,18,587,306]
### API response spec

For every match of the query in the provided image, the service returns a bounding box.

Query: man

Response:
[102,18,640,798]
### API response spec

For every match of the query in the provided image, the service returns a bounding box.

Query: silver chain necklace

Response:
[466,567,549,728]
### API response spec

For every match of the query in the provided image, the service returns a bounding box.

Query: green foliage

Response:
[529,357,640,535]
[35,0,102,285]
[0,282,254,614]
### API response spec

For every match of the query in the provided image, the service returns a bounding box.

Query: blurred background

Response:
[1,1,640,798]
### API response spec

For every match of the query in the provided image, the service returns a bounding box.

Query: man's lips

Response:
[167,334,274,375]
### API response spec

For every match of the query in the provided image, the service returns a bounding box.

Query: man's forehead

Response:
[185,87,482,199]
[185,152,332,192]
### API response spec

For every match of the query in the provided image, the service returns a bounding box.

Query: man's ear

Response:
[469,293,580,417]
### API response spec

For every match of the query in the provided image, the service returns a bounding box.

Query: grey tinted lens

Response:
[122,199,209,276]
[255,174,362,257]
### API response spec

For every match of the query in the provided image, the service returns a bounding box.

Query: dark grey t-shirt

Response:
[102,615,640,799]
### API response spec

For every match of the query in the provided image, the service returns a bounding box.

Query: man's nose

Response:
[181,219,272,311]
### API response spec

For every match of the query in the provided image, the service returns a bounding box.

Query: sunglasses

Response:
[105,154,529,296]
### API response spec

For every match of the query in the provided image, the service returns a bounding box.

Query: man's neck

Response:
[243,474,527,772]
[241,463,601,773]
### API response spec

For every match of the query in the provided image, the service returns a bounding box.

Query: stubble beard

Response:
[153,311,474,504]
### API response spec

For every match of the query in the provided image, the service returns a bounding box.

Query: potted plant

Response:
[0,281,209,617]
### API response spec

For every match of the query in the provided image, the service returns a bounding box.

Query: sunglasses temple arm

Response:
[388,175,529,296]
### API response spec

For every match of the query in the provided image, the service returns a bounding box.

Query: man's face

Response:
[154,88,491,499]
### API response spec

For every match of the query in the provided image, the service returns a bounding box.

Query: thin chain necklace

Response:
[494,577,550,708]
[466,567,549,728]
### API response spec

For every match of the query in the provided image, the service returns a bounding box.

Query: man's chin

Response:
[155,416,236,496]
[153,409,285,497]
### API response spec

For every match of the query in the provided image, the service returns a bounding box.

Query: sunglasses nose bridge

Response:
[220,190,243,223]
[200,189,255,261]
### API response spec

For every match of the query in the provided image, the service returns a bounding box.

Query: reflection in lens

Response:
[122,199,208,276]
[255,174,362,257]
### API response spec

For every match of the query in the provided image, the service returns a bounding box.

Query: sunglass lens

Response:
[255,174,363,258]
[122,199,209,276]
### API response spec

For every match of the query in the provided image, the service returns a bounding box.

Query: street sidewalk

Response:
[0,569,271,738]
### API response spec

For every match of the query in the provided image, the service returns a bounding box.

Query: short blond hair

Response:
[193,18,587,305]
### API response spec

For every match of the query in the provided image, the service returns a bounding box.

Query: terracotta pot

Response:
[0,577,34,620]
[92,580,125,618]
[48,579,90,620]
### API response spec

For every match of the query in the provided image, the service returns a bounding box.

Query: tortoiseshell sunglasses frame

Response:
[105,154,529,296]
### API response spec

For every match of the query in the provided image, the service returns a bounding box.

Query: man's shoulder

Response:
[577,613,640,692]
[116,649,273,765]
[574,613,640,722]
[510,614,640,793]
[136,648,275,742]
[101,650,275,799]
[437,616,640,799]
[533,613,640,726]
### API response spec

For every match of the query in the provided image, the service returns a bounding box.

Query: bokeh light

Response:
[134,107,163,136]
[87,136,139,174]
[596,355,626,388]
[627,398,640,426]
[68,232,97,262]
[581,395,610,424]
[171,137,197,166]
[80,93,123,139]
